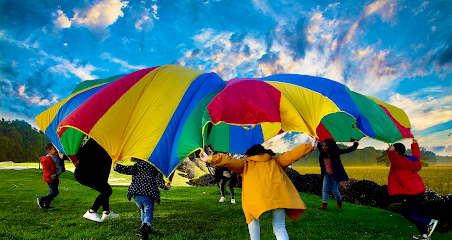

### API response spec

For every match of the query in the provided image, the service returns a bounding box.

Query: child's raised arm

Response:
[114,162,137,175]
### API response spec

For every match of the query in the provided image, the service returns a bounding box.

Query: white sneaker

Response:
[83,211,103,222]
[219,196,225,203]
[101,211,119,220]
[231,199,236,204]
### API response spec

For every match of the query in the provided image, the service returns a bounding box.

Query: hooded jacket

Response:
[208,143,314,224]
[387,142,425,196]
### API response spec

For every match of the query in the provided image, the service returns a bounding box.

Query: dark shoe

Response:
[337,201,343,209]
[317,202,328,209]
[37,198,44,209]
[140,223,152,240]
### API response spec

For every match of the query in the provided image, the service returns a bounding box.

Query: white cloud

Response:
[72,0,128,28]
[15,84,56,106]
[131,2,158,32]
[151,4,159,19]
[1,31,98,81]
[53,10,72,29]
[18,85,25,96]
[389,93,452,131]
[100,53,147,71]
[418,129,452,156]
[52,0,128,39]
[412,1,429,15]
[352,45,375,60]
[262,132,311,153]
[366,0,391,17]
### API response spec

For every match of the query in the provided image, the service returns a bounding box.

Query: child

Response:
[37,142,66,209]
[387,139,438,240]
[199,138,317,240]
[317,138,358,209]
[113,158,171,240]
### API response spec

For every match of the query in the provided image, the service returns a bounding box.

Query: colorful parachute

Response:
[35,64,413,178]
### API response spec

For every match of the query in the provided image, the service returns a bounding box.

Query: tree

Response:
[0,119,50,162]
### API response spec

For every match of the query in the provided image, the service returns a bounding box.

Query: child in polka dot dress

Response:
[114,158,171,240]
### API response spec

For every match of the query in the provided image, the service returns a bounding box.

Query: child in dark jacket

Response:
[317,138,358,209]
[113,158,171,240]
[37,142,66,209]
[387,139,438,240]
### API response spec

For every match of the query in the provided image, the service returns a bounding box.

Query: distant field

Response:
[293,166,452,196]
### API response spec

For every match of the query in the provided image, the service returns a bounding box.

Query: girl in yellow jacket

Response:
[199,138,318,240]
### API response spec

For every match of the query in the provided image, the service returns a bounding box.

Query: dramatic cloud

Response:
[389,93,452,131]
[1,0,450,157]
[52,0,129,40]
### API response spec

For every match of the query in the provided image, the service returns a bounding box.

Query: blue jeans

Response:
[134,195,155,225]
[41,179,59,206]
[322,173,341,203]
[248,208,288,240]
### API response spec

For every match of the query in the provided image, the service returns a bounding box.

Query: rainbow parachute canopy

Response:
[36,64,413,177]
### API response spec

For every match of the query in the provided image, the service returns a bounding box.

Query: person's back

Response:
[387,141,425,196]
[118,159,167,202]
[114,158,171,240]
[199,139,317,240]
[386,140,437,240]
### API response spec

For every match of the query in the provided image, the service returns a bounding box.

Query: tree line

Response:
[0,119,50,162]
[291,144,445,167]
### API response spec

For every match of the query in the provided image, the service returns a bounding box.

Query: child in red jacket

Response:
[37,143,66,209]
[387,139,438,240]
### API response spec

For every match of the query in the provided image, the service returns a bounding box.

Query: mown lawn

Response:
[0,169,451,239]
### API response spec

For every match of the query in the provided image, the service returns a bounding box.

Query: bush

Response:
[339,179,380,207]
[187,174,216,187]
[285,168,452,232]
[187,173,243,188]
[285,168,322,195]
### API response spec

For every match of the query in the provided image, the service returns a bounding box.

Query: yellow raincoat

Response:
[208,143,314,224]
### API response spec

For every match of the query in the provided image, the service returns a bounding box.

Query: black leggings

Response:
[219,175,237,199]
[402,194,430,234]
[75,168,112,212]
[74,139,113,212]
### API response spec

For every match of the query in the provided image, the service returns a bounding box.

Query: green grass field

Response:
[293,166,452,196]
[0,169,451,239]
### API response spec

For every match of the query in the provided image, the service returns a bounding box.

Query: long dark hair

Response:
[245,145,276,157]
[323,138,339,156]
[393,143,406,156]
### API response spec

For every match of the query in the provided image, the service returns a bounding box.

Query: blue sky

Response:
[0,0,451,156]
